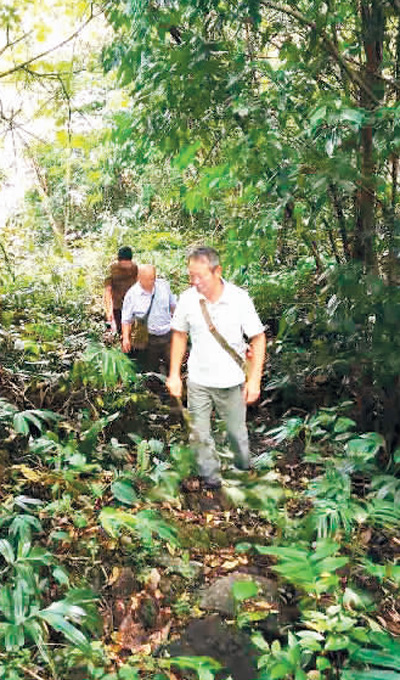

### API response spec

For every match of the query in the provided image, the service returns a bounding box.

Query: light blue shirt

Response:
[121,279,176,336]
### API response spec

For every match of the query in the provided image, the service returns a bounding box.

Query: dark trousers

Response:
[113,308,122,334]
[132,332,171,374]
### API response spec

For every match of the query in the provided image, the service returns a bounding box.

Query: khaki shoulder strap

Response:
[199,298,246,372]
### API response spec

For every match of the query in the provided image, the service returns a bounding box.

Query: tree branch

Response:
[0,31,33,57]
[387,0,400,16]
[0,241,15,281]
[22,66,86,79]
[0,10,99,80]
[259,0,381,106]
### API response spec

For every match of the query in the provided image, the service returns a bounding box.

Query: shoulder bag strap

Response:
[199,298,246,372]
[142,287,156,324]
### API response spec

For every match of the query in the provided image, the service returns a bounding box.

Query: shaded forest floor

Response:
[0,311,400,680]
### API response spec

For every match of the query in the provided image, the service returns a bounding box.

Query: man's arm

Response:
[121,322,132,353]
[244,332,266,404]
[104,285,114,326]
[169,286,177,315]
[167,330,188,398]
[121,289,135,353]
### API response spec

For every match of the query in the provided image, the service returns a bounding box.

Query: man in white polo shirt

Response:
[167,246,266,489]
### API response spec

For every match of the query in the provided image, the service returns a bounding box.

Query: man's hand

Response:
[122,337,131,353]
[167,331,187,399]
[167,375,183,398]
[121,322,132,353]
[244,379,260,404]
[245,332,266,404]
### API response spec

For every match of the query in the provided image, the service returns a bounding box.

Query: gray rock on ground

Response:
[198,571,278,616]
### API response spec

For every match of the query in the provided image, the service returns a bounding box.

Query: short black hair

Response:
[118,246,133,260]
[188,246,220,269]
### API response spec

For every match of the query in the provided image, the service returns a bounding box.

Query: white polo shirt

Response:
[171,281,264,388]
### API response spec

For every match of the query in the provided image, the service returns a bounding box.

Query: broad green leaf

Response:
[309,106,327,127]
[353,649,400,671]
[39,611,89,650]
[0,540,15,565]
[334,417,356,433]
[324,634,349,651]
[231,579,259,602]
[111,479,138,505]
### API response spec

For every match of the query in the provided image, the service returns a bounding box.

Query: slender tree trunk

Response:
[26,147,64,240]
[310,240,322,274]
[353,0,384,268]
[323,218,342,263]
[278,201,295,265]
[329,183,351,260]
[0,241,15,280]
[387,17,400,283]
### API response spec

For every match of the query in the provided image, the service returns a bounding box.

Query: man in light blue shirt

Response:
[121,265,176,373]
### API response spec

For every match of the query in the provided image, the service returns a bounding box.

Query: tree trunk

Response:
[353,0,384,268]
[328,183,351,261]
[278,201,295,265]
[386,17,400,283]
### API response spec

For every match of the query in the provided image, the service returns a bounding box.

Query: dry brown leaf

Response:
[145,568,161,592]
[13,464,43,482]
[115,614,146,651]
[135,643,152,655]
[221,559,241,571]
[129,595,140,611]
[246,599,278,612]
[207,557,222,567]
[108,567,121,585]
[148,620,171,646]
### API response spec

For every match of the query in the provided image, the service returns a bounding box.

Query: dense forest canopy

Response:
[0,2,400,680]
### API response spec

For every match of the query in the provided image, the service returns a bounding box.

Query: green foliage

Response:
[72,342,137,388]
[231,579,259,604]
[0,505,98,665]
[362,559,400,587]
[0,398,60,437]
[163,656,222,680]
[3,4,400,680]
[251,586,397,680]
[344,632,400,679]
[254,540,348,598]
[110,478,137,505]
[307,465,367,539]
[253,630,306,680]
[12,409,60,436]
[99,507,178,550]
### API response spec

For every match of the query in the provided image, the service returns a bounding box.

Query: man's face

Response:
[188,257,222,298]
